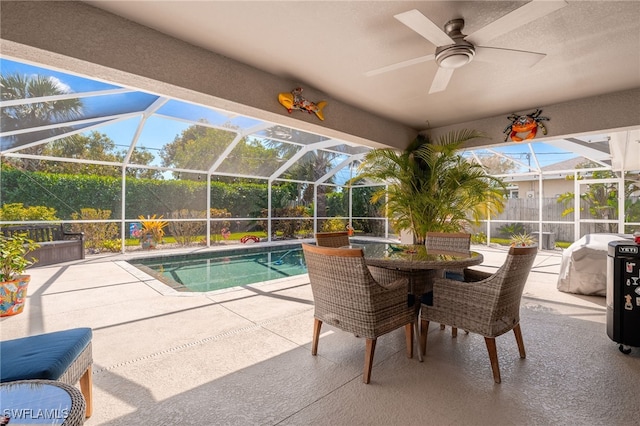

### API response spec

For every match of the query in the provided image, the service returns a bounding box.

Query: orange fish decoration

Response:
[278,87,327,121]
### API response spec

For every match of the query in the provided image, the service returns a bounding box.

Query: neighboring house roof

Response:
[540,156,591,172]
[501,156,595,185]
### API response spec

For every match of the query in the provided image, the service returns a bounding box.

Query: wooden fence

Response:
[487,198,574,243]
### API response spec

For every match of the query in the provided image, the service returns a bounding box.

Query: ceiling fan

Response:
[365,0,567,94]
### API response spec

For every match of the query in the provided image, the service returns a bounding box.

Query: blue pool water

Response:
[130,245,307,292]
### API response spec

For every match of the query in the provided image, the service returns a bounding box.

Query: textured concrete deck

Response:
[2,243,638,425]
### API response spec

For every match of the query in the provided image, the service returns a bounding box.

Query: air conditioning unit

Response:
[526,191,535,199]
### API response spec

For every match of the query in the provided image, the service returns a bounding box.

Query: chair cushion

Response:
[421,291,433,306]
[444,271,465,281]
[408,293,415,307]
[0,328,92,382]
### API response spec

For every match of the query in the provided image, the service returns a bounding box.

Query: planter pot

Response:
[140,235,156,250]
[0,275,31,317]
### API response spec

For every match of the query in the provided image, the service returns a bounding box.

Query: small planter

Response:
[140,234,156,250]
[0,275,31,317]
[137,215,167,250]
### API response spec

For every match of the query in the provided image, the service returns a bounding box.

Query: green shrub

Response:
[259,206,312,238]
[0,168,274,220]
[167,209,206,245]
[210,208,232,243]
[470,232,487,244]
[497,223,525,238]
[322,218,346,232]
[101,239,122,253]
[0,203,58,221]
[70,208,118,252]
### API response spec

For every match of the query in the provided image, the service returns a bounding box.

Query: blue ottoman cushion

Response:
[0,328,92,382]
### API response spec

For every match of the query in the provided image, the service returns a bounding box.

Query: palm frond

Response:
[353,130,506,239]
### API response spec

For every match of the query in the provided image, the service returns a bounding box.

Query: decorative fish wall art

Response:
[278,87,327,121]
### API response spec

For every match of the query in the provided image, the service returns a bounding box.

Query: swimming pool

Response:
[130,244,307,292]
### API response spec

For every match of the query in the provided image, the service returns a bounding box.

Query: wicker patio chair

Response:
[315,231,350,248]
[419,245,538,383]
[425,232,472,334]
[425,232,471,252]
[317,232,417,309]
[302,243,415,384]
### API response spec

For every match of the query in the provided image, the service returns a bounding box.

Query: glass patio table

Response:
[353,242,483,272]
[346,242,484,361]
[0,379,86,425]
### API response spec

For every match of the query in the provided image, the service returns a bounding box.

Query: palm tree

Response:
[355,130,506,243]
[262,127,340,208]
[1,73,83,170]
[557,163,640,233]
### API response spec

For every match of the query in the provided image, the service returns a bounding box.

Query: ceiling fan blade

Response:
[429,67,455,94]
[474,46,545,67]
[394,9,454,46]
[465,0,568,46]
[365,54,435,77]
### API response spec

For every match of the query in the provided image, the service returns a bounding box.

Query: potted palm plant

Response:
[354,130,506,243]
[510,232,536,247]
[0,232,39,316]
[137,215,168,249]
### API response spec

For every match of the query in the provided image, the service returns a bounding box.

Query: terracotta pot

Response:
[0,275,31,317]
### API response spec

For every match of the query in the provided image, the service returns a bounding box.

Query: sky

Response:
[2,58,202,165]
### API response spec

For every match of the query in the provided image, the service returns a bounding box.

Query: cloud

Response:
[47,76,72,93]
[26,72,73,93]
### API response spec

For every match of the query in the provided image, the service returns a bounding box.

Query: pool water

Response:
[131,245,307,292]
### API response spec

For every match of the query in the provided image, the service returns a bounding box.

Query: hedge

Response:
[0,168,338,220]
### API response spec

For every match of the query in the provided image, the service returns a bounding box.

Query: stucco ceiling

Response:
[84,1,640,131]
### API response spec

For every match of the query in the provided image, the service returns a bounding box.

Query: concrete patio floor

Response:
[2,242,639,425]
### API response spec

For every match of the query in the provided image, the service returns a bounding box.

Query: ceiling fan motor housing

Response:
[435,19,475,69]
